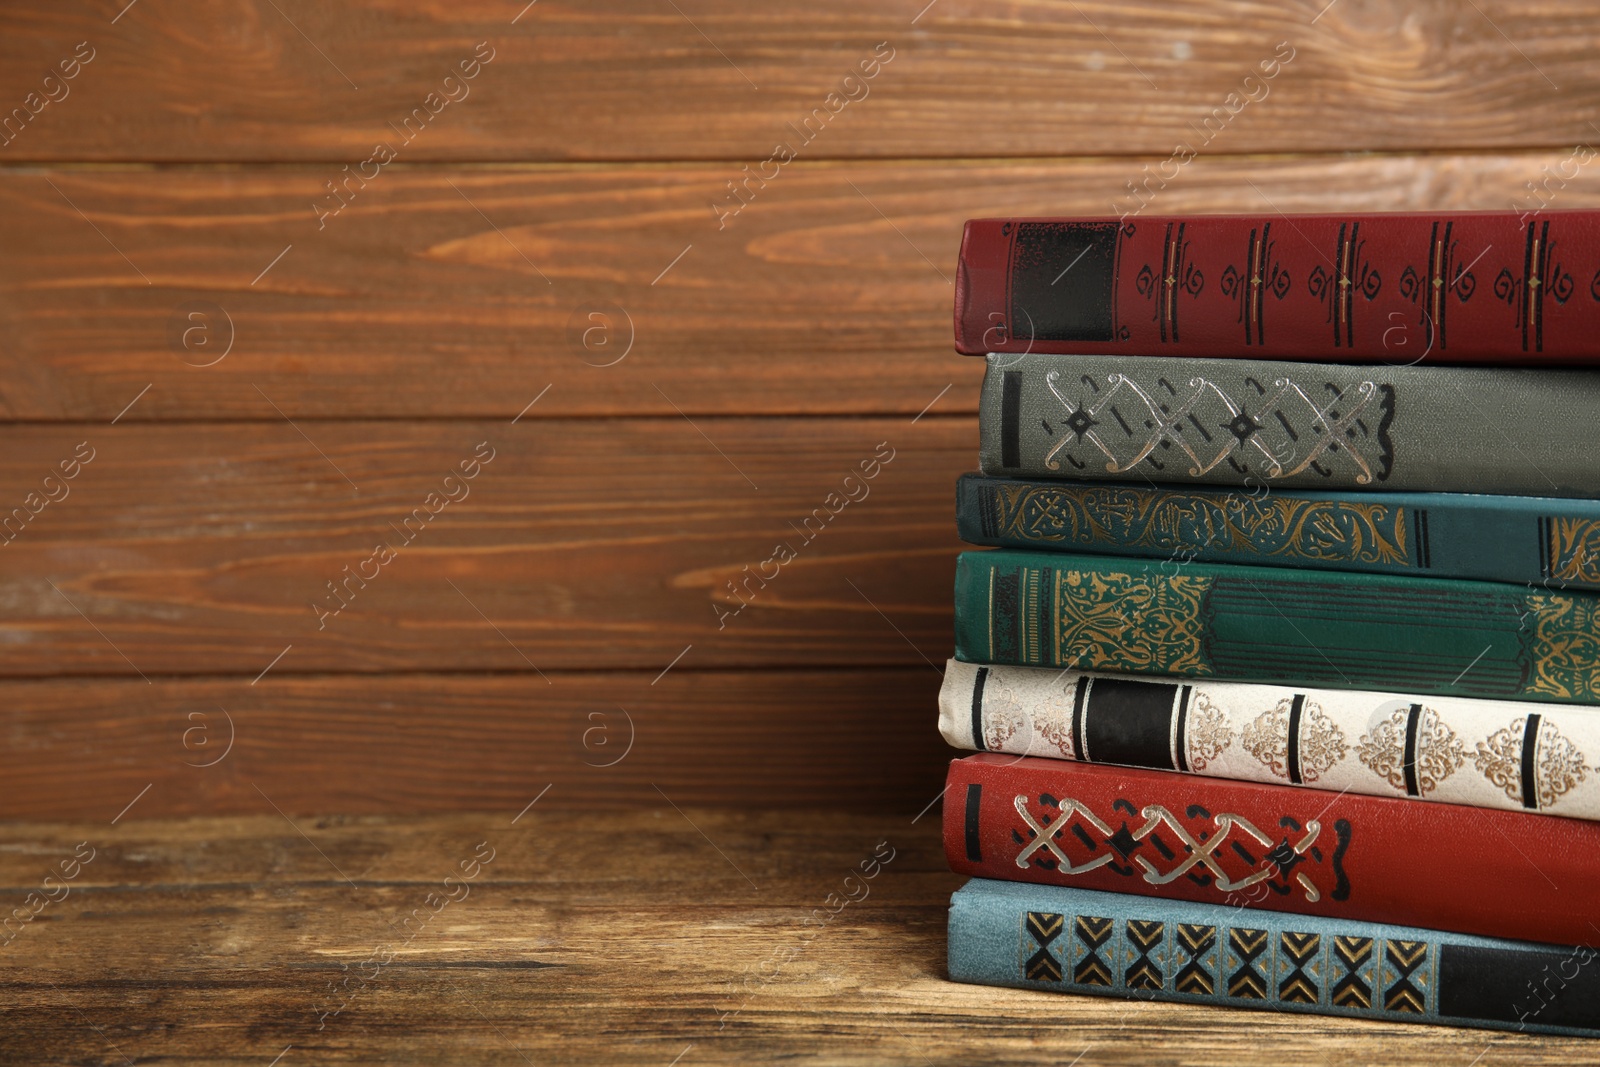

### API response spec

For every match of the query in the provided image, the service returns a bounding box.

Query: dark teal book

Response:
[955,473,1600,592]
[949,878,1600,1038]
[953,549,1600,705]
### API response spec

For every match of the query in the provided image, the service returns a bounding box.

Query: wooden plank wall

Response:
[2,0,1597,819]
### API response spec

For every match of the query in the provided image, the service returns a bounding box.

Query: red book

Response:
[945,754,1600,946]
[954,212,1600,363]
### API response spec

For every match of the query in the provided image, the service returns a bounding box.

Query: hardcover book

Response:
[949,878,1600,1038]
[944,754,1600,947]
[954,212,1600,363]
[953,549,1600,706]
[977,352,1600,497]
[955,473,1600,592]
[938,659,1600,820]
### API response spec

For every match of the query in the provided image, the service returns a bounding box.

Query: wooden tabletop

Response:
[2,807,1588,1064]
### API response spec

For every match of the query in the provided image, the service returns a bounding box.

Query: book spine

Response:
[977,352,1600,498]
[948,878,1600,1037]
[954,213,1600,364]
[938,659,1600,821]
[943,753,1600,947]
[954,473,1600,594]
[952,549,1600,706]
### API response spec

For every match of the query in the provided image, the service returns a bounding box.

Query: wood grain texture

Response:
[0,417,962,676]
[0,811,1585,1064]
[0,669,950,821]
[6,153,1599,421]
[1,2,1599,162]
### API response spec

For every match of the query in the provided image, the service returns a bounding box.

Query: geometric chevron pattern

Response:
[1381,940,1430,1014]
[1023,911,1065,982]
[1173,923,1218,995]
[1012,910,1435,1018]
[1124,920,1166,990]
[1331,936,1375,1009]
[1226,927,1270,1000]
[1276,931,1322,1004]
[1074,915,1115,986]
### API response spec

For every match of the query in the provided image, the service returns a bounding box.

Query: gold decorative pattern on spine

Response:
[1240,698,1348,783]
[1358,706,1464,796]
[1028,694,1078,759]
[1535,721,1588,809]
[982,684,1028,753]
[991,483,1409,565]
[1474,720,1526,804]
[1548,517,1600,584]
[1524,593,1600,701]
[1297,702,1348,784]
[1475,717,1589,809]
[1184,693,1233,772]
[1054,568,1212,675]
[1240,700,1294,780]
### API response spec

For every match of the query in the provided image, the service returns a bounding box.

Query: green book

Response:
[953,549,1600,705]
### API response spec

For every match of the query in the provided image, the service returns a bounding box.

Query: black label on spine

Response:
[977,480,1001,540]
[1001,372,1022,469]
[1173,685,1192,772]
[1070,677,1088,764]
[1082,677,1184,772]
[1009,222,1118,342]
[1521,713,1542,810]
[964,783,984,862]
[1286,694,1305,785]
[1439,942,1600,1029]
[1402,703,1423,797]
[971,667,989,751]
[992,568,1021,663]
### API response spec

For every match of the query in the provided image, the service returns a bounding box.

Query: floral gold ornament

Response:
[1547,517,1600,584]
[1525,593,1600,703]
[1241,697,1348,784]
[1475,716,1589,810]
[989,481,1409,566]
[1534,721,1589,810]
[1185,694,1233,772]
[983,683,1028,753]
[1357,705,1465,797]
[1054,568,1212,676]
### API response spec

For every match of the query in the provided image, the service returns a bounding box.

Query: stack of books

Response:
[937,211,1600,1037]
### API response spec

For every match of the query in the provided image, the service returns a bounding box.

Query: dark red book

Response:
[954,212,1600,363]
[945,754,1600,946]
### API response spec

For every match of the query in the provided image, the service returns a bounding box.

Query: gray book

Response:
[979,352,1600,497]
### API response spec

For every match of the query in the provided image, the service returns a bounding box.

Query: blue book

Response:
[956,473,1600,592]
[948,878,1600,1038]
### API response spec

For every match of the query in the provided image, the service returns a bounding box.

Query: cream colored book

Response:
[939,658,1600,821]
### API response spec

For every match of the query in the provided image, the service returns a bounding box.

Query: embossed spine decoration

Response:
[1030,366,1389,484]
[1546,517,1600,584]
[1357,704,1466,798]
[1524,592,1600,702]
[1051,566,1212,676]
[979,479,1409,563]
